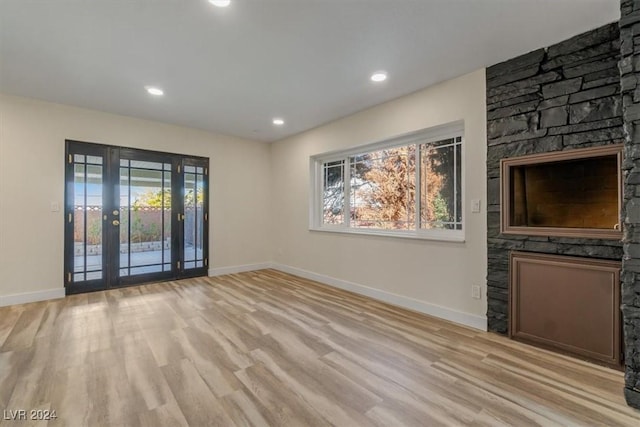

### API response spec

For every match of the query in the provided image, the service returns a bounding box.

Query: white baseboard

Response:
[271,263,487,331]
[0,263,272,307]
[208,262,274,277]
[0,262,486,331]
[0,288,66,307]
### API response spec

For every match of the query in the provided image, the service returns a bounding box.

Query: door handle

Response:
[112,220,120,226]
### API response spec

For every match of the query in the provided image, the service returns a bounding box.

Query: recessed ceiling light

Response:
[273,118,285,126]
[209,0,231,7]
[145,86,164,96]
[370,71,388,82]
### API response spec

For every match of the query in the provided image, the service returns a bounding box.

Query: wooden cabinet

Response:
[509,251,622,368]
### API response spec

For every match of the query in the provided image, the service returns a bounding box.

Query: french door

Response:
[64,140,209,294]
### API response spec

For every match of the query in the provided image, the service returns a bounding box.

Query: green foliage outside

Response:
[84,188,180,245]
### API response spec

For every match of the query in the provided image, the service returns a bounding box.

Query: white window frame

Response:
[309,121,465,242]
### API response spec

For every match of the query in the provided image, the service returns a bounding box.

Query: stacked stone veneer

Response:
[620,0,640,409]
[486,23,624,334]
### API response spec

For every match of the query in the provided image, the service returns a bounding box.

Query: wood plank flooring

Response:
[1,269,639,426]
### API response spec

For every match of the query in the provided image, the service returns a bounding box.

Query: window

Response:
[310,122,464,241]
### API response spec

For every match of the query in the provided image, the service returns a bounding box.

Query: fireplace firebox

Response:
[500,144,623,240]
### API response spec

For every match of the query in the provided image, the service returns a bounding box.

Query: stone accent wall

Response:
[620,0,640,409]
[486,23,624,334]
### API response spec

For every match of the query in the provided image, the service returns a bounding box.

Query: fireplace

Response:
[500,144,624,367]
[500,145,623,240]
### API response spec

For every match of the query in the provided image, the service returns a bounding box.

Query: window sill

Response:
[309,226,465,243]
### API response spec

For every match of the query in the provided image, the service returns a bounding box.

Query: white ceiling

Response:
[0,0,620,142]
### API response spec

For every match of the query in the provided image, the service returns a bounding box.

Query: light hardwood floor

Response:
[1,269,639,426]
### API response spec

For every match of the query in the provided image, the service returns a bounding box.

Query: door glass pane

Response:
[87,155,103,165]
[163,171,172,271]
[119,167,130,276]
[184,171,196,265]
[119,160,171,277]
[72,158,103,282]
[196,173,204,259]
[131,160,165,170]
[73,164,85,279]
[184,165,205,269]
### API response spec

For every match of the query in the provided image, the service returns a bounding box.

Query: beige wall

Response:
[0,94,272,298]
[270,69,487,326]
